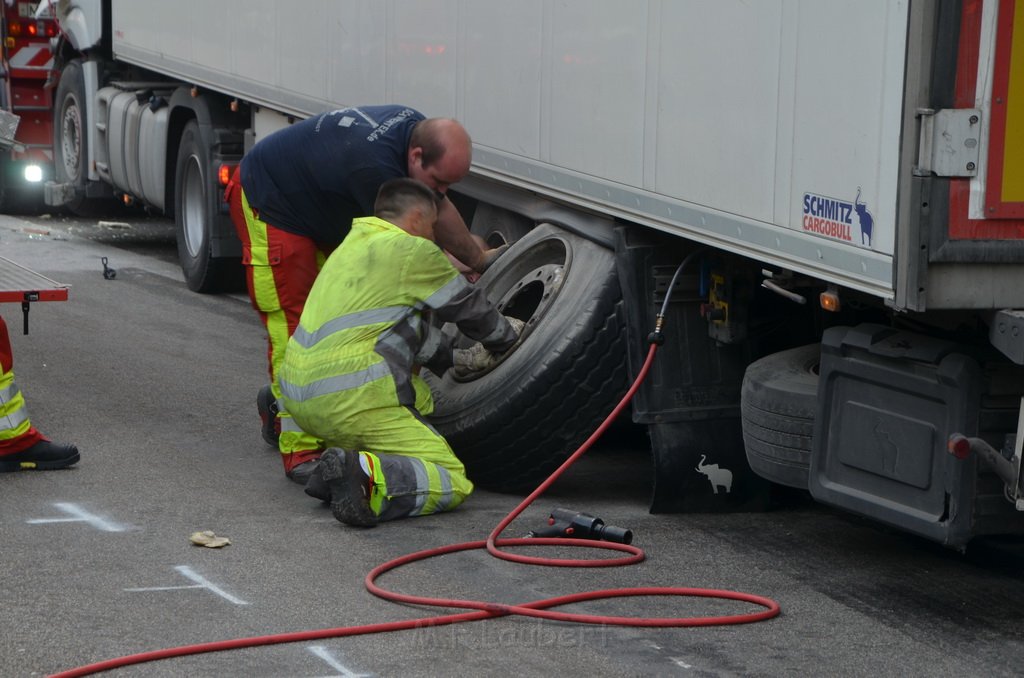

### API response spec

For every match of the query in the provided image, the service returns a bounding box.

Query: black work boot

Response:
[304,463,331,503]
[286,459,320,486]
[256,385,280,448]
[0,440,80,472]
[318,448,377,527]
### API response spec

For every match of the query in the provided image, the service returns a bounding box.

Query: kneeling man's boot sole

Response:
[319,448,378,527]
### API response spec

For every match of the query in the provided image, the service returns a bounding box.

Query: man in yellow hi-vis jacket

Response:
[278,178,521,526]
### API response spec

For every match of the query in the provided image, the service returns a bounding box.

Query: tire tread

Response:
[431,244,629,492]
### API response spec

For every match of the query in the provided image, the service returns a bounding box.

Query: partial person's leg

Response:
[0,315,79,471]
[228,182,324,478]
[315,405,474,525]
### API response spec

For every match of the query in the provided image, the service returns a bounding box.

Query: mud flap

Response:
[615,226,770,513]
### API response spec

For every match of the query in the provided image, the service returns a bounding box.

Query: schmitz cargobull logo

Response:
[802,189,873,248]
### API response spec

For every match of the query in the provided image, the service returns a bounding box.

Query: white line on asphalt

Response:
[174,565,249,605]
[123,565,248,605]
[26,502,126,532]
[124,585,205,592]
[307,645,372,678]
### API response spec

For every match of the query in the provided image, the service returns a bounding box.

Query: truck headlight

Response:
[23,164,43,183]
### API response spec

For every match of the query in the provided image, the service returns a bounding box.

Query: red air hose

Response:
[51,344,780,678]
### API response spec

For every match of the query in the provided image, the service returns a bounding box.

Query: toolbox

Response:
[810,323,1024,547]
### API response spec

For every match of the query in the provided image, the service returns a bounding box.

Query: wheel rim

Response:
[59,95,82,181]
[493,261,564,331]
[480,227,523,249]
[181,155,206,257]
[451,233,571,382]
[484,232,511,248]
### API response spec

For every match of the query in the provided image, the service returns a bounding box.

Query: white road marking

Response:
[124,565,248,605]
[307,645,372,678]
[26,502,126,532]
[670,657,693,669]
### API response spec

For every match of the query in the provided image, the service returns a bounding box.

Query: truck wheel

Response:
[174,120,234,293]
[52,59,101,215]
[469,203,532,248]
[425,222,629,492]
[740,343,820,489]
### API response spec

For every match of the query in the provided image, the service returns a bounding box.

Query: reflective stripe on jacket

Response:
[279,216,515,420]
[0,378,31,441]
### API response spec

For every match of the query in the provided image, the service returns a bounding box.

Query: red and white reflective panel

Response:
[7,44,54,70]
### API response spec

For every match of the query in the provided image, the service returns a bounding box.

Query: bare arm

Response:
[433,197,489,272]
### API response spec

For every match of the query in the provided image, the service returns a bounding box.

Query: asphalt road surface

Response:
[2,210,1024,678]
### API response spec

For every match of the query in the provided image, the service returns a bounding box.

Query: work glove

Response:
[506,316,525,338]
[450,316,524,378]
[452,342,498,378]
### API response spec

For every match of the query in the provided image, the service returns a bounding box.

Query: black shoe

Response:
[256,385,280,448]
[286,459,319,486]
[0,440,80,472]
[304,463,331,503]
[319,448,377,527]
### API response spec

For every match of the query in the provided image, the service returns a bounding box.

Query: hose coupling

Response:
[647,314,666,345]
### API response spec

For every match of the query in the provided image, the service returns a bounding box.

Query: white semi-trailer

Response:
[41,0,1024,547]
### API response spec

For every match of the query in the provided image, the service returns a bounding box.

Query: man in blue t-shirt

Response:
[227,104,501,483]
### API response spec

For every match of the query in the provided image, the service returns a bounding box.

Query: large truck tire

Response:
[426,222,629,492]
[174,120,238,293]
[740,343,820,490]
[52,59,108,216]
[468,203,532,249]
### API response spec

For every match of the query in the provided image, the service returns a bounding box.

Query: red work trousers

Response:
[226,169,326,472]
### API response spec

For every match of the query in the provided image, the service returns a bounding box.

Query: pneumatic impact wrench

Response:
[527,508,633,545]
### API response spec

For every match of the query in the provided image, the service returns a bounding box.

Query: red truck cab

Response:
[0,1,57,210]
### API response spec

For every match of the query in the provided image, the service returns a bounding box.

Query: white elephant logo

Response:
[695,454,733,494]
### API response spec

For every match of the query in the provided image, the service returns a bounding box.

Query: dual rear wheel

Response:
[52,60,235,292]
